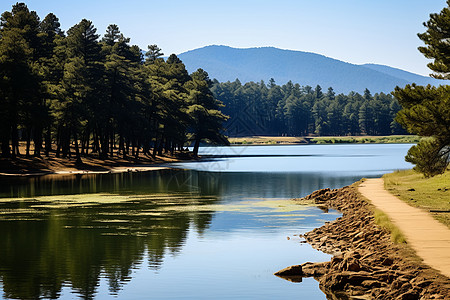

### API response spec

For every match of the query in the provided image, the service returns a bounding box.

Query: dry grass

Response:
[311,135,420,144]
[228,136,307,145]
[383,169,450,228]
[228,135,419,145]
[373,208,407,244]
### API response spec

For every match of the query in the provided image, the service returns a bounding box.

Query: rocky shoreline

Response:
[276,184,450,299]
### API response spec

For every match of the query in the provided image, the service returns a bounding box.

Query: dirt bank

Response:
[277,185,450,299]
[0,152,194,176]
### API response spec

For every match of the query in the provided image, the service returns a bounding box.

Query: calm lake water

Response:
[0,144,413,299]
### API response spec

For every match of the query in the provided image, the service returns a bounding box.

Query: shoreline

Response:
[277,184,450,299]
[228,135,419,145]
[0,153,195,177]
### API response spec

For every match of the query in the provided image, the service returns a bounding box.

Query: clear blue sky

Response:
[1,0,447,76]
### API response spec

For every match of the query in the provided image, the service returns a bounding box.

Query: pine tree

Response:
[186,69,228,157]
[55,19,103,162]
[145,44,163,64]
[418,0,450,79]
[0,3,42,158]
[392,1,450,176]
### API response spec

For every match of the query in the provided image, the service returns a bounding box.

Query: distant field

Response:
[228,135,419,145]
[228,136,307,145]
[384,170,450,228]
[311,135,420,144]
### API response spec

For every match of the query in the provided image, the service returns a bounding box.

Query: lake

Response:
[0,144,413,299]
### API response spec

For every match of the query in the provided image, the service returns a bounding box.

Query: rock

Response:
[396,289,420,300]
[415,279,432,288]
[361,280,383,288]
[347,262,361,272]
[290,185,450,299]
[299,261,329,277]
[398,282,413,295]
[276,275,303,283]
[274,265,302,276]
[381,257,394,266]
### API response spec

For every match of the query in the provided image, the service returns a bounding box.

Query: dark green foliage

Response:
[0,3,228,160]
[186,69,229,156]
[405,138,449,177]
[394,84,450,140]
[212,80,404,137]
[393,1,450,176]
[145,44,163,64]
[393,84,450,176]
[0,3,43,157]
[418,0,450,79]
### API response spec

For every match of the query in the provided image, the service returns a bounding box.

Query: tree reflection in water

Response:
[0,170,218,299]
[0,169,354,299]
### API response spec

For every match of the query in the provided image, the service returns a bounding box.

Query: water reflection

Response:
[0,169,363,200]
[0,201,215,299]
[0,170,343,299]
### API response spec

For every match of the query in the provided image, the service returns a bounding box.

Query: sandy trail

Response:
[358,178,450,278]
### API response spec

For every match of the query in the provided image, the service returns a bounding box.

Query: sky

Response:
[0,0,447,76]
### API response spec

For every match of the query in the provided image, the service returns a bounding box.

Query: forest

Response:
[0,3,409,164]
[0,3,227,161]
[212,79,405,137]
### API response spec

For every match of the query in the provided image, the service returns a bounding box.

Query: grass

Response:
[383,169,450,228]
[228,135,420,145]
[373,208,407,243]
[228,136,306,145]
[311,135,420,144]
[354,180,407,244]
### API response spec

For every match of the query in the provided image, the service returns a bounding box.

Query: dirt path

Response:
[358,178,450,278]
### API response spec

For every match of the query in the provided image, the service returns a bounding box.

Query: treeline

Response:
[0,3,227,161]
[212,79,405,137]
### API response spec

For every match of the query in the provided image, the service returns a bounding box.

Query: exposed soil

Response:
[276,185,450,299]
[0,148,194,176]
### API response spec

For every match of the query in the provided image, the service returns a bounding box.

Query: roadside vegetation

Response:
[384,169,450,227]
[228,136,306,145]
[311,135,419,144]
[372,208,407,244]
[228,135,418,145]
[355,181,408,244]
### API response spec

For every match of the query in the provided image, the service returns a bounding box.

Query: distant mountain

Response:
[178,45,446,94]
[361,63,442,87]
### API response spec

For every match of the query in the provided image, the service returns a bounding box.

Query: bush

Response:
[405,138,449,177]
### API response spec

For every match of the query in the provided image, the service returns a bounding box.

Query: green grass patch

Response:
[311,135,420,144]
[383,169,450,228]
[373,208,407,244]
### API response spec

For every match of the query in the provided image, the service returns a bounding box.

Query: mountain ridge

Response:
[178,45,445,94]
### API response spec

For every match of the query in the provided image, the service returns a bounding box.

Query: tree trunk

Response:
[34,126,42,157]
[45,126,52,157]
[11,124,19,158]
[25,127,31,157]
[152,138,158,158]
[74,131,82,165]
[193,138,200,157]
[110,131,115,157]
[135,139,140,159]
[0,130,11,158]
[56,127,61,158]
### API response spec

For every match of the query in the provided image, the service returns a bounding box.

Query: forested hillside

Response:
[0,3,227,160]
[179,45,445,94]
[212,79,405,137]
